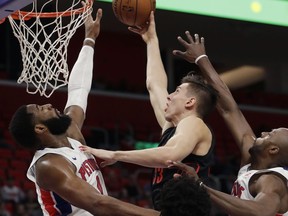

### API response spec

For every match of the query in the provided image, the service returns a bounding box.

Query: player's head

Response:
[159,176,211,216]
[165,72,217,121]
[181,72,218,118]
[9,104,71,149]
[249,127,288,166]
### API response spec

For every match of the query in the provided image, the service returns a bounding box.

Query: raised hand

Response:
[173,32,206,64]
[128,11,157,44]
[84,7,103,41]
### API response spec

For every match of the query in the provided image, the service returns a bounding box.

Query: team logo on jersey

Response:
[72,157,77,160]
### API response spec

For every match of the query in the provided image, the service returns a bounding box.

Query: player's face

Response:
[254,128,288,146]
[27,104,71,135]
[164,83,194,122]
[27,104,61,120]
[249,128,288,155]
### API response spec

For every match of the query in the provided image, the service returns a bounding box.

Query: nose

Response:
[261,132,268,137]
[167,93,173,101]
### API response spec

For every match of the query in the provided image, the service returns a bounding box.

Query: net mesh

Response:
[8,0,93,97]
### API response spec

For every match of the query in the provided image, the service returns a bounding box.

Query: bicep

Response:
[252,174,287,215]
[164,119,207,161]
[36,155,101,212]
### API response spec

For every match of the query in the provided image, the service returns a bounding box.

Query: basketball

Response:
[112,0,156,26]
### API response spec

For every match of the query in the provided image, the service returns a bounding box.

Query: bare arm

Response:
[168,161,288,216]
[65,9,102,143]
[80,117,211,168]
[129,12,172,131]
[206,174,286,216]
[173,32,255,166]
[36,155,159,216]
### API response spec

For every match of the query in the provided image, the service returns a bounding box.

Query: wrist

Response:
[195,54,208,65]
[197,179,205,188]
[83,38,95,47]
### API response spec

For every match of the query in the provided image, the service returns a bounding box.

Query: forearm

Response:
[196,57,238,113]
[146,38,167,92]
[65,43,94,114]
[197,56,255,155]
[205,186,276,216]
[146,38,169,127]
[114,147,173,168]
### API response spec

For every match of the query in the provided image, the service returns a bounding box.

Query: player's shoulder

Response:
[36,153,73,171]
[179,115,205,125]
[35,154,75,189]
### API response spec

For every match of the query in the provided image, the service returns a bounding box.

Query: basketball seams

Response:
[112,0,155,26]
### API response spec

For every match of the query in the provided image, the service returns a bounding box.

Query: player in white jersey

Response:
[232,165,288,207]
[167,31,288,216]
[9,7,159,216]
[27,137,108,215]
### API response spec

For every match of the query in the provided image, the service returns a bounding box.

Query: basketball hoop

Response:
[7,0,93,97]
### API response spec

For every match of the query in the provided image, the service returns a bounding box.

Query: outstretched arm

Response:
[65,9,102,130]
[173,32,255,166]
[129,12,172,132]
[80,116,210,168]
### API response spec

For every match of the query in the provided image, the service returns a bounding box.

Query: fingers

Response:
[185,31,194,43]
[179,32,204,45]
[128,26,142,34]
[95,8,103,22]
[200,36,205,44]
[176,36,190,49]
[167,160,191,173]
[149,11,155,25]
[100,161,108,167]
[79,145,89,152]
[172,49,184,57]
[100,160,115,167]
[173,173,182,179]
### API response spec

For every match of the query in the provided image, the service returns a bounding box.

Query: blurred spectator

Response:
[0,177,25,204]
[0,199,11,216]
[22,189,42,216]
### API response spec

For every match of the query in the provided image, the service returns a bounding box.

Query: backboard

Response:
[0,0,34,20]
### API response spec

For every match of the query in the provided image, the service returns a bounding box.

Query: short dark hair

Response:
[9,105,38,149]
[160,176,211,216]
[181,71,218,118]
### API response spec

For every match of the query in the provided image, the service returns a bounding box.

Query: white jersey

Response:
[232,164,288,216]
[27,137,108,216]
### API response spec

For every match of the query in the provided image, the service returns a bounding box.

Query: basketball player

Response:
[170,31,288,216]
[79,11,218,210]
[9,9,159,216]
[159,175,211,216]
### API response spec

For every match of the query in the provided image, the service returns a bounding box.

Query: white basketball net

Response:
[8,0,93,97]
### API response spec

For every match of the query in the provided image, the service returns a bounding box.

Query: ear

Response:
[34,124,48,134]
[268,145,279,155]
[185,97,196,108]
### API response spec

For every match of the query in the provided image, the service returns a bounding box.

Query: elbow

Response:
[146,78,153,92]
[159,152,180,167]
